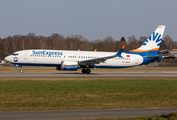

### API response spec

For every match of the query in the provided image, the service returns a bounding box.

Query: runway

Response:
[1,108,177,120]
[1,71,177,78]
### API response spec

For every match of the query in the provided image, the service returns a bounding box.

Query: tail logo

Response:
[143,32,162,47]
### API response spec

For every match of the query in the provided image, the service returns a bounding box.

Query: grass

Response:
[0,78,177,111]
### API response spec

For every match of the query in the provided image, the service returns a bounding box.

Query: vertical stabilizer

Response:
[129,25,165,56]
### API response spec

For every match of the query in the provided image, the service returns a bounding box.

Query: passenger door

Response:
[24,52,29,60]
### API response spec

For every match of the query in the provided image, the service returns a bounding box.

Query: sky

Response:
[0,0,177,41]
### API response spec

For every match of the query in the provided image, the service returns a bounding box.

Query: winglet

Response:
[116,45,125,57]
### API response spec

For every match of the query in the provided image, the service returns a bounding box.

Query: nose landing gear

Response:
[19,66,23,73]
[82,68,91,74]
[20,69,23,73]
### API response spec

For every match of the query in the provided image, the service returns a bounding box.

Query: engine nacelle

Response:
[59,61,78,71]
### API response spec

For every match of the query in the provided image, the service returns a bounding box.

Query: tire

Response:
[86,69,91,74]
[82,69,86,74]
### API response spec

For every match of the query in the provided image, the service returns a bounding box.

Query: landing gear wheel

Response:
[82,68,91,74]
[86,69,91,74]
[82,68,86,74]
[20,69,23,73]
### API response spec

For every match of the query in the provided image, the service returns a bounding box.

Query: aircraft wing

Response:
[79,45,125,66]
[78,55,117,65]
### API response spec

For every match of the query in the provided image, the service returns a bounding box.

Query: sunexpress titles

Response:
[32,50,63,56]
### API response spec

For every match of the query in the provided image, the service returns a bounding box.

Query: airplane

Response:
[5,25,165,74]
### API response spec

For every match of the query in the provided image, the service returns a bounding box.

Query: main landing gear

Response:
[82,68,91,74]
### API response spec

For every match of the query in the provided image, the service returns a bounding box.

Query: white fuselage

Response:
[5,49,144,68]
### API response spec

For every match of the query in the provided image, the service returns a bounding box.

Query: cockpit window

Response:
[12,53,18,56]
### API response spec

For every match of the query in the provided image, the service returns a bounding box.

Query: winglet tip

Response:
[122,45,125,49]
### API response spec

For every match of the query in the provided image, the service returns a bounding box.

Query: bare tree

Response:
[163,35,175,49]
[127,35,139,50]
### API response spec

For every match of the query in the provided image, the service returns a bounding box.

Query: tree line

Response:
[0,33,176,59]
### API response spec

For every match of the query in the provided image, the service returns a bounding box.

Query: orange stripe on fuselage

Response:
[129,48,159,52]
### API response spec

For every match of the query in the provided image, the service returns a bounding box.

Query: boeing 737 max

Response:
[5,25,165,74]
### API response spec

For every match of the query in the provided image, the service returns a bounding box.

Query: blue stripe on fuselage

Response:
[94,65,138,69]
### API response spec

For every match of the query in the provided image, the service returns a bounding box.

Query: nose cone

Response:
[5,56,12,62]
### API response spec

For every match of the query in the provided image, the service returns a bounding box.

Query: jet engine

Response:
[56,61,78,71]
